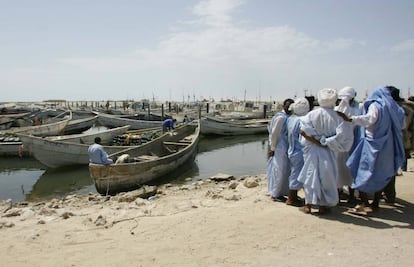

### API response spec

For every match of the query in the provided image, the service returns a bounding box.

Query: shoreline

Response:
[1,165,414,266]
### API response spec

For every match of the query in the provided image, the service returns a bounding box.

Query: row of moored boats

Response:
[1,105,271,195]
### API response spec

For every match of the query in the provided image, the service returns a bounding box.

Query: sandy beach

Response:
[1,162,414,267]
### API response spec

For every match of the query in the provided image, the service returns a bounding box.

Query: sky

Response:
[1,0,414,103]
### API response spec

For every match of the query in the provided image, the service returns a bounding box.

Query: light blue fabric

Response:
[88,143,114,165]
[297,107,354,206]
[267,112,290,197]
[286,115,304,190]
[347,87,405,193]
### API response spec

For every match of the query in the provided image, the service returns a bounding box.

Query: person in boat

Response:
[163,118,176,132]
[267,98,294,202]
[183,115,190,123]
[347,86,405,213]
[285,97,310,206]
[297,88,354,215]
[88,137,114,165]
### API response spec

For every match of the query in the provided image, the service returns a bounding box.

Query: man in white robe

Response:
[297,88,354,214]
[334,86,363,204]
[267,99,294,202]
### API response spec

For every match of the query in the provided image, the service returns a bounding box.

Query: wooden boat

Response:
[96,112,165,130]
[17,127,161,168]
[49,125,130,144]
[0,111,71,137]
[0,111,31,130]
[89,121,200,194]
[0,139,25,157]
[63,115,98,134]
[200,116,269,136]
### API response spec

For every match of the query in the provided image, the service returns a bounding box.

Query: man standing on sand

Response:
[347,86,405,213]
[88,137,114,165]
[298,88,354,214]
[285,97,310,206]
[334,86,363,204]
[267,98,294,202]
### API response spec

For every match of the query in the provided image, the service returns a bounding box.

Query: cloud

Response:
[390,39,414,53]
[35,0,368,101]
[323,38,359,51]
[192,0,243,27]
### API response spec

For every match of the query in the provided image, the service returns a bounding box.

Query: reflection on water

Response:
[26,165,94,202]
[0,158,46,202]
[0,134,269,202]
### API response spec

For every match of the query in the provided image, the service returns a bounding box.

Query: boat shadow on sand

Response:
[314,198,414,230]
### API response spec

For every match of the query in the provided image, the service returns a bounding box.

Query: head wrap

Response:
[338,86,357,100]
[292,97,310,116]
[317,88,337,108]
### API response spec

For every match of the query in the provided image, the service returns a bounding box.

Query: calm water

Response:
[0,134,268,202]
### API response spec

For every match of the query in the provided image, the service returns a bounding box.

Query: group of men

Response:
[267,85,409,215]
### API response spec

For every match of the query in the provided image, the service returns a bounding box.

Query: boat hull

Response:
[89,122,200,194]
[200,116,268,136]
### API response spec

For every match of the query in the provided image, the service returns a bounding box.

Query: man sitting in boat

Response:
[163,118,176,132]
[88,137,114,165]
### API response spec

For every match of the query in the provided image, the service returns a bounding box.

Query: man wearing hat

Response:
[335,86,363,204]
[267,98,294,202]
[347,86,405,213]
[297,88,354,214]
[285,97,310,206]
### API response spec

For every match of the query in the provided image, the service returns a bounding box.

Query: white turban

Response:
[338,86,357,100]
[317,88,337,108]
[292,97,310,116]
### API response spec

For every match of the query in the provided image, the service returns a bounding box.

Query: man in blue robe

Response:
[347,86,405,213]
[285,97,309,206]
[88,137,114,165]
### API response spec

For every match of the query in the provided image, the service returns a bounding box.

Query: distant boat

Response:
[89,121,200,194]
[50,125,130,144]
[16,126,162,168]
[0,112,31,130]
[0,111,71,137]
[0,139,24,157]
[200,116,269,136]
[96,112,166,130]
[63,115,98,135]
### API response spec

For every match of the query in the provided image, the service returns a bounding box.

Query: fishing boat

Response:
[0,137,25,157]
[95,111,168,130]
[0,111,71,137]
[63,115,98,135]
[0,112,31,130]
[50,125,130,144]
[89,121,200,194]
[200,116,269,136]
[16,126,161,168]
[0,112,72,157]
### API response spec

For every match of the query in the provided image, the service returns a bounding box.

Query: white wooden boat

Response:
[96,112,164,130]
[17,127,162,168]
[49,125,130,144]
[89,121,200,194]
[0,111,71,137]
[63,115,98,134]
[0,111,31,130]
[200,116,269,136]
[0,141,25,157]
